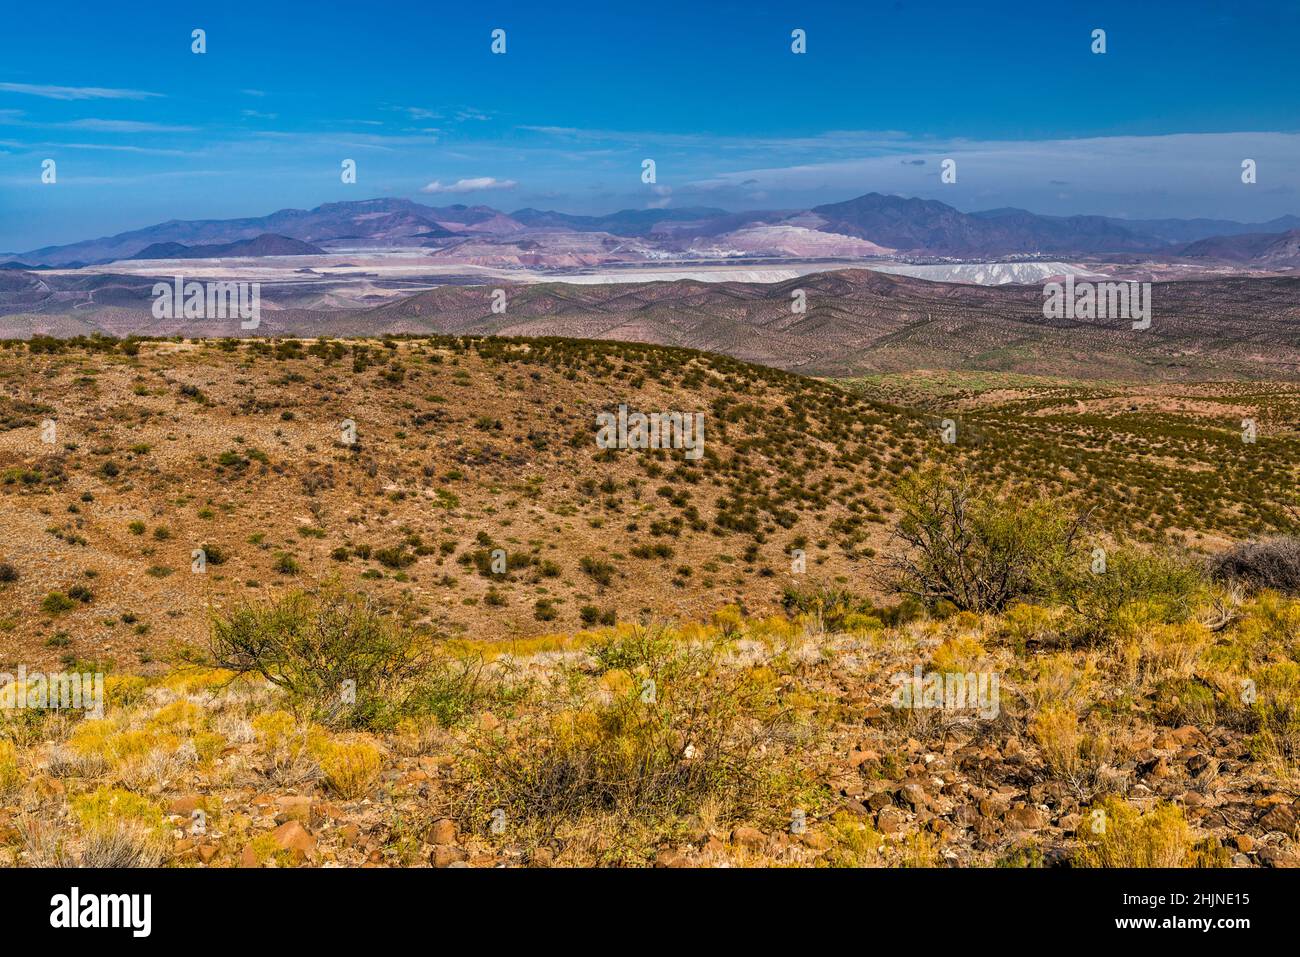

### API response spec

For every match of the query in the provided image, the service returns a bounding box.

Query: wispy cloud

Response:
[28,141,194,155]
[0,82,163,101]
[61,119,196,133]
[420,176,517,194]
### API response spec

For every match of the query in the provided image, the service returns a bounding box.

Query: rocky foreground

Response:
[2,590,1297,868]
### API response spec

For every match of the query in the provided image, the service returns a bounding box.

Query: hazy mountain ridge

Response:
[129,234,326,261]
[14,193,1300,268]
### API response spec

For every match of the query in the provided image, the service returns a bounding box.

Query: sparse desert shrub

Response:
[818,811,883,868]
[199,543,226,566]
[887,465,1087,613]
[71,787,168,867]
[40,591,76,615]
[1029,705,1115,801]
[997,602,1062,650]
[0,740,20,795]
[274,552,300,575]
[1210,537,1300,595]
[780,582,876,631]
[461,633,790,834]
[0,562,17,583]
[210,582,483,730]
[1245,661,1300,766]
[1075,797,1223,868]
[590,622,681,675]
[579,556,616,588]
[312,736,384,799]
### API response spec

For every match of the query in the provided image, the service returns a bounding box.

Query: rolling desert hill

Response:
[4,268,1300,381]
[0,334,922,665]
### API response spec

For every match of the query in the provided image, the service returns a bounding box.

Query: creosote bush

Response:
[887,465,1088,614]
[209,581,485,730]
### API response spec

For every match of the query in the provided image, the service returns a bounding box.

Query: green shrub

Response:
[887,465,1087,613]
[209,582,485,730]
[1054,543,1203,642]
[41,592,76,615]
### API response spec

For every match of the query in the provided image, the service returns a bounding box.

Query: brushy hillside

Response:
[0,334,924,666]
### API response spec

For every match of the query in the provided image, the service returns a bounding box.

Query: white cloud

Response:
[62,119,196,133]
[0,82,163,101]
[420,176,518,194]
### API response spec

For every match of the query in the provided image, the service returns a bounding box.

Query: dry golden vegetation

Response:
[0,577,1296,868]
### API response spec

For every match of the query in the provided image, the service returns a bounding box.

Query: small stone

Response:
[1256,845,1300,868]
[274,795,314,825]
[270,820,317,863]
[431,845,468,868]
[429,818,457,845]
[168,794,205,815]
[654,848,689,868]
[898,783,927,810]
[867,790,893,811]
[730,826,765,848]
[800,830,830,850]
[876,806,906,835]
[1171,726,1208,747]
[1005,806,1046,830]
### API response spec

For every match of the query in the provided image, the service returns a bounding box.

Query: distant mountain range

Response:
[1179,229,1300,265]
[8,193,1300,268]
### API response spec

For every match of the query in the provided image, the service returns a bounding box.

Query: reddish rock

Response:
[271,820,317,863]
[1259,805,1297,832]
[529,847,555,867]
[274,795,315,825]
[429,818,457,845]
[168,794,205,815]
[1005,806,1046,829]
[876,806,907,835]
[431,845,468,868]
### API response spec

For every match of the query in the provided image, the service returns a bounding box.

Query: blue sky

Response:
[2,0,1298,252]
